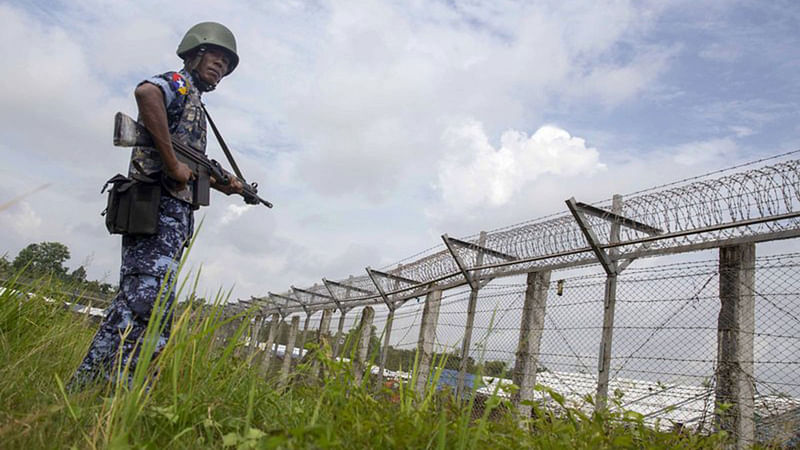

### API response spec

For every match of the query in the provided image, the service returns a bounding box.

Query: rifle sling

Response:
[201,103,245,182]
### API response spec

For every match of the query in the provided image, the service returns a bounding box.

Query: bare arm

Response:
[134,83,193,187]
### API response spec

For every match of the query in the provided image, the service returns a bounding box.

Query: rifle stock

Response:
[113,112,273,209]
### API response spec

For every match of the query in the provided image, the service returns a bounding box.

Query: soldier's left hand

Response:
[228,177,244,195]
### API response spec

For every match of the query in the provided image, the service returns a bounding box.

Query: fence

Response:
[224,154,800,448]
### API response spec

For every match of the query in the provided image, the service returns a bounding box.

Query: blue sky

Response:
[1,0,798,300]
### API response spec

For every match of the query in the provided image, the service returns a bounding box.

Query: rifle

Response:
[113,112,273,208]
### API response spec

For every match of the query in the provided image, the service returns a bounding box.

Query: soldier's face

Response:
[196,47,231,86]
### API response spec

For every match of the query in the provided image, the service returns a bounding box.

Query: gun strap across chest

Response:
[201,103,245,182]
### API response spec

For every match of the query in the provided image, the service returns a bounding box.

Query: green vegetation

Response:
[0,268,728,448]
[1,241,115,305]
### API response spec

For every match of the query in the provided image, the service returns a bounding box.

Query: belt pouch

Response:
[103,174,161,235]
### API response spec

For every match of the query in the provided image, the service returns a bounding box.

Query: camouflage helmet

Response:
[177,22,239,74]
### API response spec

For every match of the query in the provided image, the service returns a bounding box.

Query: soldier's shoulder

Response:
[154,71,190,97]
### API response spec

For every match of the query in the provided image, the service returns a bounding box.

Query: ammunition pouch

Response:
[102,173,161,235]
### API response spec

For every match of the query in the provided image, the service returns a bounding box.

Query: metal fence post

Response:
[353,306,375,384]
[248,315,263,362]
[333,307,349,358]
[260,312,281,374]
[312,308,333,377]
[415,288,442,394]
[232,316,248,358]
[212,315,238,352]
[596,274,618,410]
[457,231,487,397]
[317,308,333,345]
[296,311,312,357]
[280,315,300,388]
[716,243,756,448]
[512,270,551,422]
[376,305,394,389]
[596,194,622,410]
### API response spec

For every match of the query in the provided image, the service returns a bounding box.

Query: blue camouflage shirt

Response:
[128,69,207,204]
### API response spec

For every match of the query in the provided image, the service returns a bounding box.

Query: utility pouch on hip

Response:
[102,173,161,235]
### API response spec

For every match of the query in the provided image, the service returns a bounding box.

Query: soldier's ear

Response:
[183,50,203,71]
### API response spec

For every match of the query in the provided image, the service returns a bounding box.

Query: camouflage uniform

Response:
[69,70,204,389]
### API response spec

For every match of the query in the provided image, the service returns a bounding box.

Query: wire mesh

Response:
[223,156,800,446]
[341,250,800,446]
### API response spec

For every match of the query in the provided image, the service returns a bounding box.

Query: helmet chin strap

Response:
[184,47,217,92]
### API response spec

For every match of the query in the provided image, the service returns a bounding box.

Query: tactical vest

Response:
[128,70,207,204]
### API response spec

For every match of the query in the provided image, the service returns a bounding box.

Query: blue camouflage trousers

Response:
[69,194,193,390]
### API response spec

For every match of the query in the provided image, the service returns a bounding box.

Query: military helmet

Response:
[177,22,239,74]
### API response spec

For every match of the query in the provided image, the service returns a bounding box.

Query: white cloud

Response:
[0,202,42,237]
[729,126,754,138]
[436,120,604,212]
[0,0,795,302]
[281,1,672,201]
[220,204,251,225]
[671,138,739,166]
[573,48,676,106]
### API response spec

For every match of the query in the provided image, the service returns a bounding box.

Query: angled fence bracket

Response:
[572,200,662,236]
[442,234,478,290]
[567,197,617,276]
[292,285,335,311]
[445,234,517,261]
[269,291,307,315]
[368,268,420,286]
[321,279,345,312]
[322,278,375,295]
[366,267,394,310]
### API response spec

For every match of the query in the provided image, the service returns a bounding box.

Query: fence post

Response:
[317,308,333,345]
[212,314,238,352]
[457,231,487,397]
[715,243,756,448]
[280,315,300,388]
[333,307,349,358]
[512,270,551,422]
[375,266,403,390]
[415,288,442,394]
[353,306,375,384]
[248,315,263,361]
[260,312,281,374]
[596,194,622,410]
[296,311,312,358]
[232,316,248,358]
[376,305,395,389]
[312,308,334,377]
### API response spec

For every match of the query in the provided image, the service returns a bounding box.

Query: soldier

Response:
[69,22,243,390]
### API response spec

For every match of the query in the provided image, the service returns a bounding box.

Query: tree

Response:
[70,265,87,283]
[12,241,70,278]
[484,360,507,377]
[340,325,381,360]
[0,254,11,277]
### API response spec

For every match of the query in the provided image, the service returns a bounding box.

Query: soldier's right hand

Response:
[166,160,194,189]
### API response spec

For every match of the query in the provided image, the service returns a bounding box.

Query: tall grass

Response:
[0,265,729,448]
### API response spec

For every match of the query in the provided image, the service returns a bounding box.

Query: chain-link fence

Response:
[251,249,799,447]
[231,156,800,447]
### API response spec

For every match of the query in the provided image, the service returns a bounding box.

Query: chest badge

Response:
[170,73,189,95]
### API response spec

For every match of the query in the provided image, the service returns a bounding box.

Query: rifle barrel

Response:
[114,112,273,209]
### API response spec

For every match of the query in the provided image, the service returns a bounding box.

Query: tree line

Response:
[266,320,516,379]
[1,241,116,303]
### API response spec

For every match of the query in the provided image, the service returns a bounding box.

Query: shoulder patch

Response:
[170,72,188,95]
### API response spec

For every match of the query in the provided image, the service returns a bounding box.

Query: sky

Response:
[1,0,799,303]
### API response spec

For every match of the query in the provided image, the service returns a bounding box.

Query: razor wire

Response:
[253,157,800,316]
